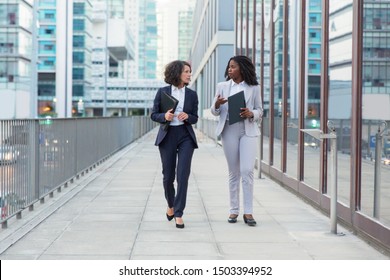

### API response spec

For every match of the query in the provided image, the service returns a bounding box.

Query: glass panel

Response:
[237,0,242,54]
[242,0,248,55]
[361,1,390,227]
[273,0,283,170]
[303,0,321,189]
[248,0,254,59]
[286,0,297,179]
[328,0,352,204]
[262,0,272,165]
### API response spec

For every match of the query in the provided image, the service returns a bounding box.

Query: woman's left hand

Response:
[240,108,254,119]
[177,112,189,121]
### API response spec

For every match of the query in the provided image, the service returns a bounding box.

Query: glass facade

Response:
[72,0,92,116]
[0,1,33,93]
[238,0,390,251]
[37,0,57,117]
[138,0,157,79]
[37,0,92,117]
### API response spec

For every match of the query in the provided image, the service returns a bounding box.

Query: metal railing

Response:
[0,116,156,226]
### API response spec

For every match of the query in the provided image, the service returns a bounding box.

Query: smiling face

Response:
[179,64,192,87]
[227,59,243,83]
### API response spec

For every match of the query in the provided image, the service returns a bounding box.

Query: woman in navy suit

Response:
[151,60,198,229]
[210,56,263,226]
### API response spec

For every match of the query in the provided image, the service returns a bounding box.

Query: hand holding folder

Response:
[228,90,246,125]
[160,92,179,131]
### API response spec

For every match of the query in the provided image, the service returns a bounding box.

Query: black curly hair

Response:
[164,60,192,87]
[224,55,259,86]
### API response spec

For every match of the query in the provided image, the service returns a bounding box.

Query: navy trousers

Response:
[158,125,195,217]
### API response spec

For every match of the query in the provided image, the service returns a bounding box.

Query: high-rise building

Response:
[0,0,35,119]
[361,0,390,122]
[178,6,195,61]
[157,0,195,79]
[89,0,135,116]
[71,0,93,117]
[129,0,157,79]
[37,0,94,118]
[306,0,322,120]
[189,0,235,118]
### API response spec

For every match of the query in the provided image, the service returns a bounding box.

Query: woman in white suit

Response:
[210,55,263,226]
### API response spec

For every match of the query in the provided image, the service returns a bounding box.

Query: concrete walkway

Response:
[0,129,388,260]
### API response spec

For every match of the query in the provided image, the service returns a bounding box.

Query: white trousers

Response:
[221,121,257,215]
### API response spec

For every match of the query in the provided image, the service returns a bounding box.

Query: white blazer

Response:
[210,80,263,137]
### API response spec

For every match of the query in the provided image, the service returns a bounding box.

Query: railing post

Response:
[374,121,387,219]
[301,120,343,235]
[257,121,263,179]
[328,122,338,234]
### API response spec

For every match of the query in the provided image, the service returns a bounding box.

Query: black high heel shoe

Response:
[166,213,174,221]
[166,208,174,221]
[175,217,185,229]
[243,214,257,226]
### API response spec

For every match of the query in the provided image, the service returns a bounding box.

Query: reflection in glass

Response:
[303,0,322,189]
[273,1,283,170]
[286,1,298,179]
[361,1,390,227]
[328,0,352,204]
[262,0,272,165]
[237,1,242,54]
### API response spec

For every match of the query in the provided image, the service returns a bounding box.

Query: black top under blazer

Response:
[150,85,199,148]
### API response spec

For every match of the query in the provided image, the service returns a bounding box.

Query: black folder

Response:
[228,90,246,125]
[160,92,179,131]
[161,92,179,113]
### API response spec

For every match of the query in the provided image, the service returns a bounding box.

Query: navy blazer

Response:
[151,85,199,148]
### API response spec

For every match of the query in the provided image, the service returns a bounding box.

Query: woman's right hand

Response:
[215,95,228,109]
[165,109,174,121]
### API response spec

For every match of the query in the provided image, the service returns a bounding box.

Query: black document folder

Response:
[160,92,179,131]
[161,92,179,113]
[228,90,246,125]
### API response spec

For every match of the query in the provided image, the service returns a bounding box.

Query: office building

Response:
[37,0,94,118]
[0,0,35,119]
[128,0,157,79]
[190,0,235,118]
[89,0,135,116]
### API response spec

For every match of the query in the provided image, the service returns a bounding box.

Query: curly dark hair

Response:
[224,55,259,86]
[164,60,192,87]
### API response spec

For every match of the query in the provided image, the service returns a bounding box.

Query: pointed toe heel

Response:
[166,213,174,221]
[166,208,174,221]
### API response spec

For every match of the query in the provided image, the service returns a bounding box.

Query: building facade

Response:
[0,0,35,119]
[129,0,157,79]
[190,0,235,119]
[37,0,94,118]
[89,0,135,117]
